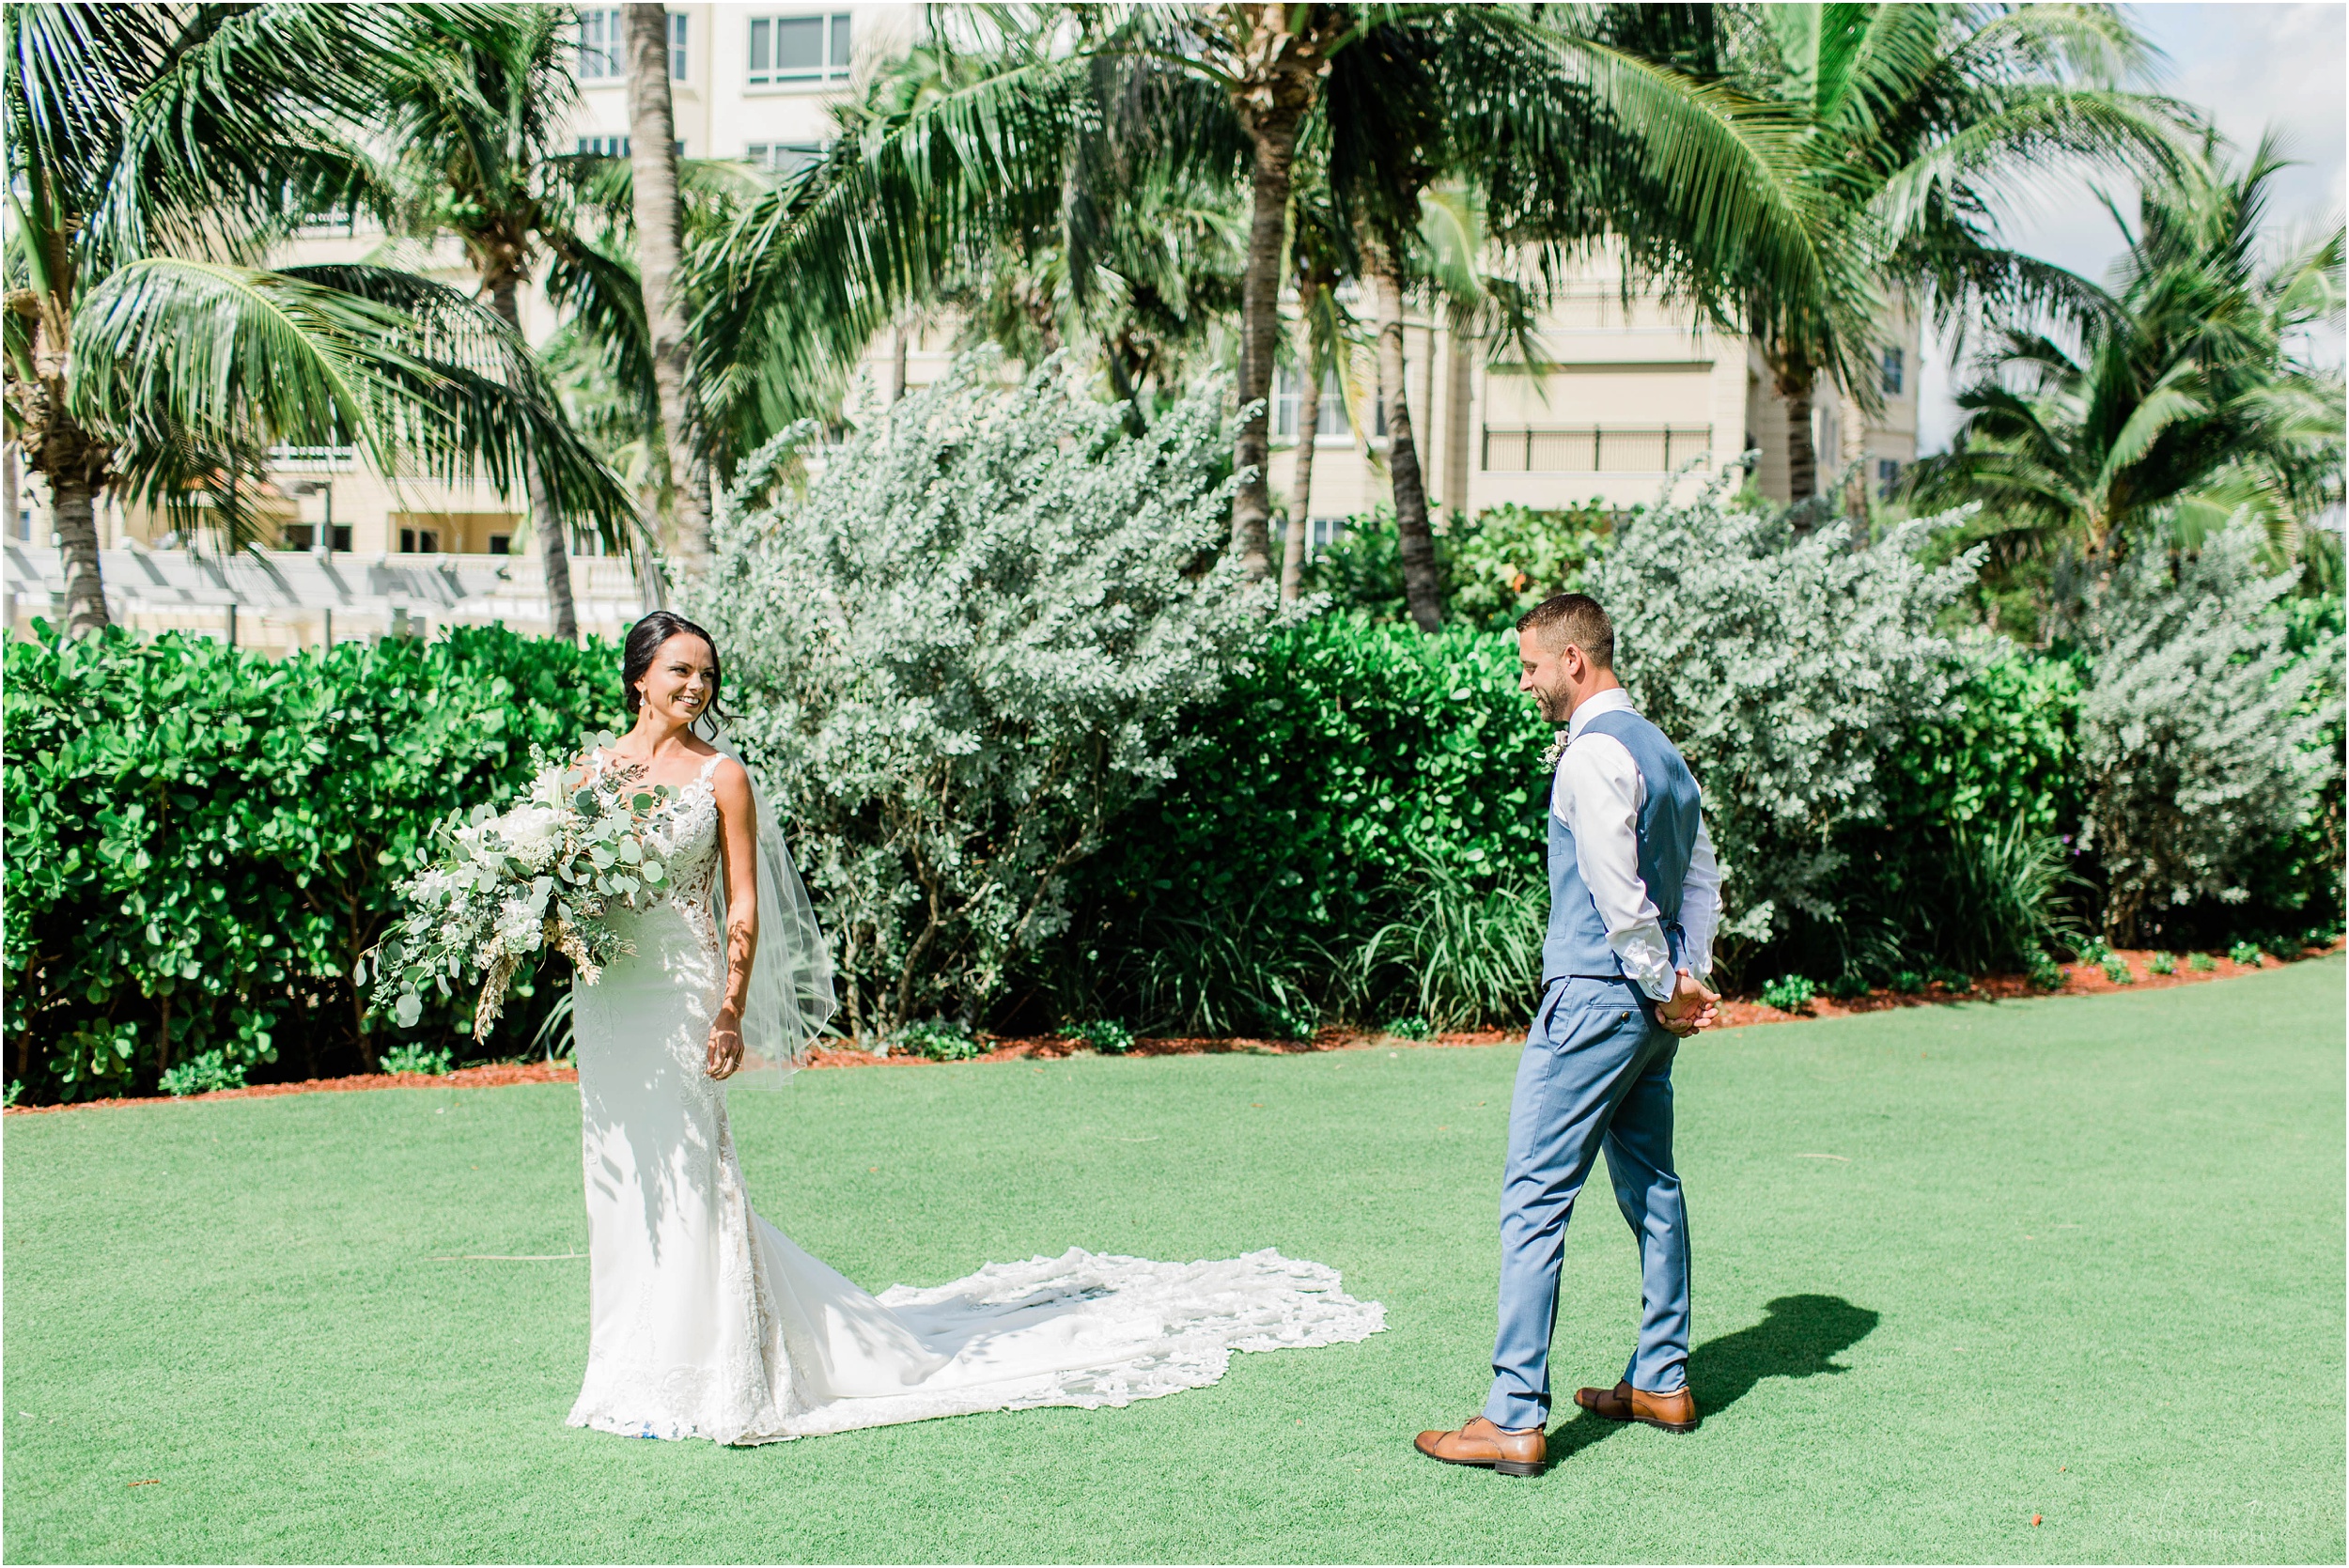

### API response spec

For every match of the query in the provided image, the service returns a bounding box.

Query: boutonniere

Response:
[1541,728,1569,769]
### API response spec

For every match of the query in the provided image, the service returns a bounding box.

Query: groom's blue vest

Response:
[1544,707,1703,986]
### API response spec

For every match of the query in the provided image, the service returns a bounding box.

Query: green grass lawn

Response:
[7,959,2343,1563]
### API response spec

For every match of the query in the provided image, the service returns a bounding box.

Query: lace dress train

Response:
[566,755,1383,1444]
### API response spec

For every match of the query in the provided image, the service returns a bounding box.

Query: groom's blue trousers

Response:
[1483,975,1691,1433]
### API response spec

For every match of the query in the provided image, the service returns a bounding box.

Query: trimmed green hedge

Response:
[5,626,617,1101]
[1078,617,1549,934]
[7,612,2336,1099]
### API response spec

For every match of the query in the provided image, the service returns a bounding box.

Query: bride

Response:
[564,612,1382,1444]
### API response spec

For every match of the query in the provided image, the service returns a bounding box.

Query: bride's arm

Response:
[708,758,759,1079]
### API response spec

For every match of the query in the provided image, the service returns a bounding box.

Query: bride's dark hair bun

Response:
[622,611,730,734]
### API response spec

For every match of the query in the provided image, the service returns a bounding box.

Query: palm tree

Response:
[1279,172,1353,603]
[1911,135,2345,577]
[382,6,660,641]
[2,3,626,637]
[1695,4,2192,504]
[692,3,1858,601]
[626,0,701,578]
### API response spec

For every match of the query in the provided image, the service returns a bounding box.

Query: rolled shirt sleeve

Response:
[1553,734,1676,1002]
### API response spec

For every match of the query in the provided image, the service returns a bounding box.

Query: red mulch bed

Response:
[1712,942,2321,1028]
[4,1059,581,1117]
[12,944,2331,1115]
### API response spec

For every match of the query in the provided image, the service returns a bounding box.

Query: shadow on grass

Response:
[1549,1293,1881,1463]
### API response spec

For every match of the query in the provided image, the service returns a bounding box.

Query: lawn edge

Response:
[11,946,2338,1118]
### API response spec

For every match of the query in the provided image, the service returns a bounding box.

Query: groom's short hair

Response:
[1517,593,1614,668]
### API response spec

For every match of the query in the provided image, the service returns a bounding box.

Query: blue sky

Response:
[1914,1,2347,452]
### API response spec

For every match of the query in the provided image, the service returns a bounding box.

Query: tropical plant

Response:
[692,2,1875,600]
[2072,520,2339,945]
[1694,3,2191,502]
[1586,473,1983,965]
[380,1043,454,1077]
[1,2,629,636]
[1071,1018,1135,1055]
[380,5,665,639]
[1760,974,1815,1014]
[158,1050,246,1098]
[1278,152,1356,602]
[888,1019,985,1062]
[893,29,1251,427]
[1932,813,2081,973]
[1350,852,1546,1032]
[1120,899,1325,1040]
[625,0,703,570]
[1912,135,2346,582]
[4,624,618,1102]
[1052,613,1550,1037]
[1444,501,1614,629]
[694,353,1273,1040]
[1300,500,1612,626]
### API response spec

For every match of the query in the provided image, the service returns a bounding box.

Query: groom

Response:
[1416,592,1723,1477]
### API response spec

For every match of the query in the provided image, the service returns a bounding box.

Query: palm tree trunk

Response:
[488,280,580,644]
[626,3,705,570]
[1281,292,1321,605]
[1368,237,1442,632]
[1230,114,1302,583]
[27,306,111,632]
[1773,346,1820,505]
[1221,4,1341,585]
[53,467,109,635]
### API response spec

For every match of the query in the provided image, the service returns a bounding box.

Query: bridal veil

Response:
[706,724,836,1085]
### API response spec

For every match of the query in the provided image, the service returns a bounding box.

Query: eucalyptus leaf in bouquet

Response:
[358,732,677,1039]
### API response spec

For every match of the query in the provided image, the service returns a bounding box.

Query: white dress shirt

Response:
[1552,687,1723,1001]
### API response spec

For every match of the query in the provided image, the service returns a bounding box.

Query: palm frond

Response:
[285,262,639,552]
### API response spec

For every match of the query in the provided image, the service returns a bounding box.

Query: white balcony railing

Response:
[1482,426,1713,474]
[267,445,357,474]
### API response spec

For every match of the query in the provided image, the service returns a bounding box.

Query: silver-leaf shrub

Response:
[2073,520,2339,942]
[1586,478,1983,953]
[694,353,1271,1040]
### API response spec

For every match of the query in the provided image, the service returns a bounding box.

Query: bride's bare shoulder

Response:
[707,752,752,795]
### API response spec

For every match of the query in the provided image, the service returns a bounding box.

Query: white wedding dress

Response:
[566,754,1384,1444]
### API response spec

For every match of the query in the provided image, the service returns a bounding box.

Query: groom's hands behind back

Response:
[1656,969,1719,1037]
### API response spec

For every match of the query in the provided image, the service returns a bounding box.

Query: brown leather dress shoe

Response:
[1413,1416,1547,1476]
[1573,1379,1699,1432]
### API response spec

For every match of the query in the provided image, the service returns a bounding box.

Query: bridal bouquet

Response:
[361,735,673,1038]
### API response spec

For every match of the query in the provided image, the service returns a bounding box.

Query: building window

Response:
[747,142,828,177]
[747,12,851,87]
[1272,366,1349,440]
[670,12,688,81]
[1877,458,1903,500]
[398,527,441,554]
[1306,517,1346,559]
[488,534,512,556]
[577,8,622,80]
[1881,345,1905,396]
[577,134,630,158]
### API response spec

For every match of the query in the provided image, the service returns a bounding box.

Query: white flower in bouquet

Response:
[498,804,567,873]
[493,893,546,957]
